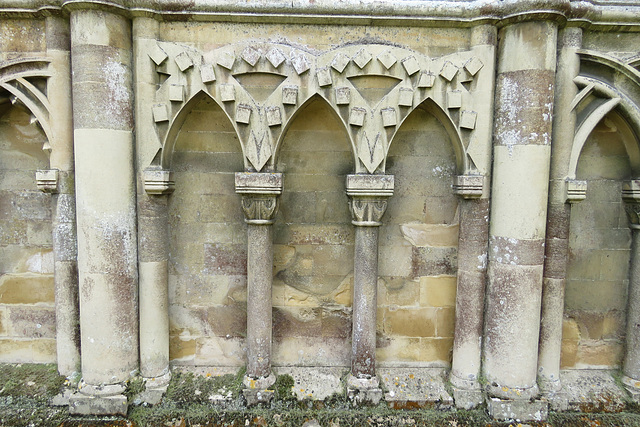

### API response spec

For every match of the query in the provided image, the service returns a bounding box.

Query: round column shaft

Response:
[351,225,379,378]
[538,27,583,392]
[235,172,282,390]
[70,9,138,387]
[484,20,557,401]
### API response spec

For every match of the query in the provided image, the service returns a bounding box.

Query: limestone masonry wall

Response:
[1,0,640,420]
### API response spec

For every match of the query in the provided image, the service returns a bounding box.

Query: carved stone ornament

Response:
[623,180,640,229]
[346,174,394,226]
[235,172,283,225]
[36,169,59,193]
[453,174,483,199]
[143,169,175,195]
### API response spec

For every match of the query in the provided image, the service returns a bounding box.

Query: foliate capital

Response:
[235,172,283,225]
[346,174,394,226]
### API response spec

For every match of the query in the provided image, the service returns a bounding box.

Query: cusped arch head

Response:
[272,92,356,169]
[569,51,640,179]
[159,89,241,170]
[0,58,53,155]
[388,97,467,174]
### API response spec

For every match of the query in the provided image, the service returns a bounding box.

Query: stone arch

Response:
[272,93,356,169]
[0,58,53,158]
[271,95,355,367]
[388,97,467,175]
[158,90,240,170]
[568,51,640,180]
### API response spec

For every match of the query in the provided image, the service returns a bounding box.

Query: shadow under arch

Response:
[388,98,467,175]
[159,90,241,170]
[272,93,356,170]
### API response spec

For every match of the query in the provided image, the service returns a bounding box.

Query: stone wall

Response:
[2,0,640,420]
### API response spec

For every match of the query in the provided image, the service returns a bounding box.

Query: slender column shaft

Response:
[538,28,582,391]
[71,10,138,385]
[45,16,80,377]
[138,194,170,378]
[246,224,273,379]
[352,225,379,378]
[450,197,489,389]
[346,174,393,387]
[484,20,557,400]
[235,172,282,388]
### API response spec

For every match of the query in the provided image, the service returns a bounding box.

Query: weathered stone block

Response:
[169,335,196,361]
[7,306,56,338]
[207,305,247,337]
[195,337,246,366]
[273,306,322,338]
[378,277,419,307]
[203,243,247,276]
[383,307,436,337]
[0,275,54,304]
[420,275,457,307]
[411,246,457,278]
[69,393,128,416]
[486,397,548,422]
[436,307,455,337]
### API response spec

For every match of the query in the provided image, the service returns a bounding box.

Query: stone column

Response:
[622,180,640,401]
[484,20,557,421]
[68,10,137,416]
[450,175,489,409]
[538,28,583,401]
[235,172,283,405]
[138,170,174,400]
[41,15,80,378]
[345,174,393,405]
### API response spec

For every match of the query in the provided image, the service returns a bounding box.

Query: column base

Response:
[243,373,276,406]
[449,373,484,409]
[347,374,383,405]
[621,375,640,402]
[485,382,539,400]
[486,397,548,422]
[69,393,128,416]
[137,371,172,405]
[538,377,569,411]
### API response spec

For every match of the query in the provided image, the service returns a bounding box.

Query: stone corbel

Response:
[623,180,640,229]
[453,174,483,199]
[143,169,175,195]
[36,169,59,193]
[565,179,587,204]
[346,174,394,226]
[235,172,283,224]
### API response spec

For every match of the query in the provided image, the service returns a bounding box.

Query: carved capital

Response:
[235,172,283,225]
[453,174,483,199]
[144,169,175,195]
[36,169,59,193]
[346,174,394,226]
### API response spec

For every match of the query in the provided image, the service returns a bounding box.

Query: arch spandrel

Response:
[148,40,493,176]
